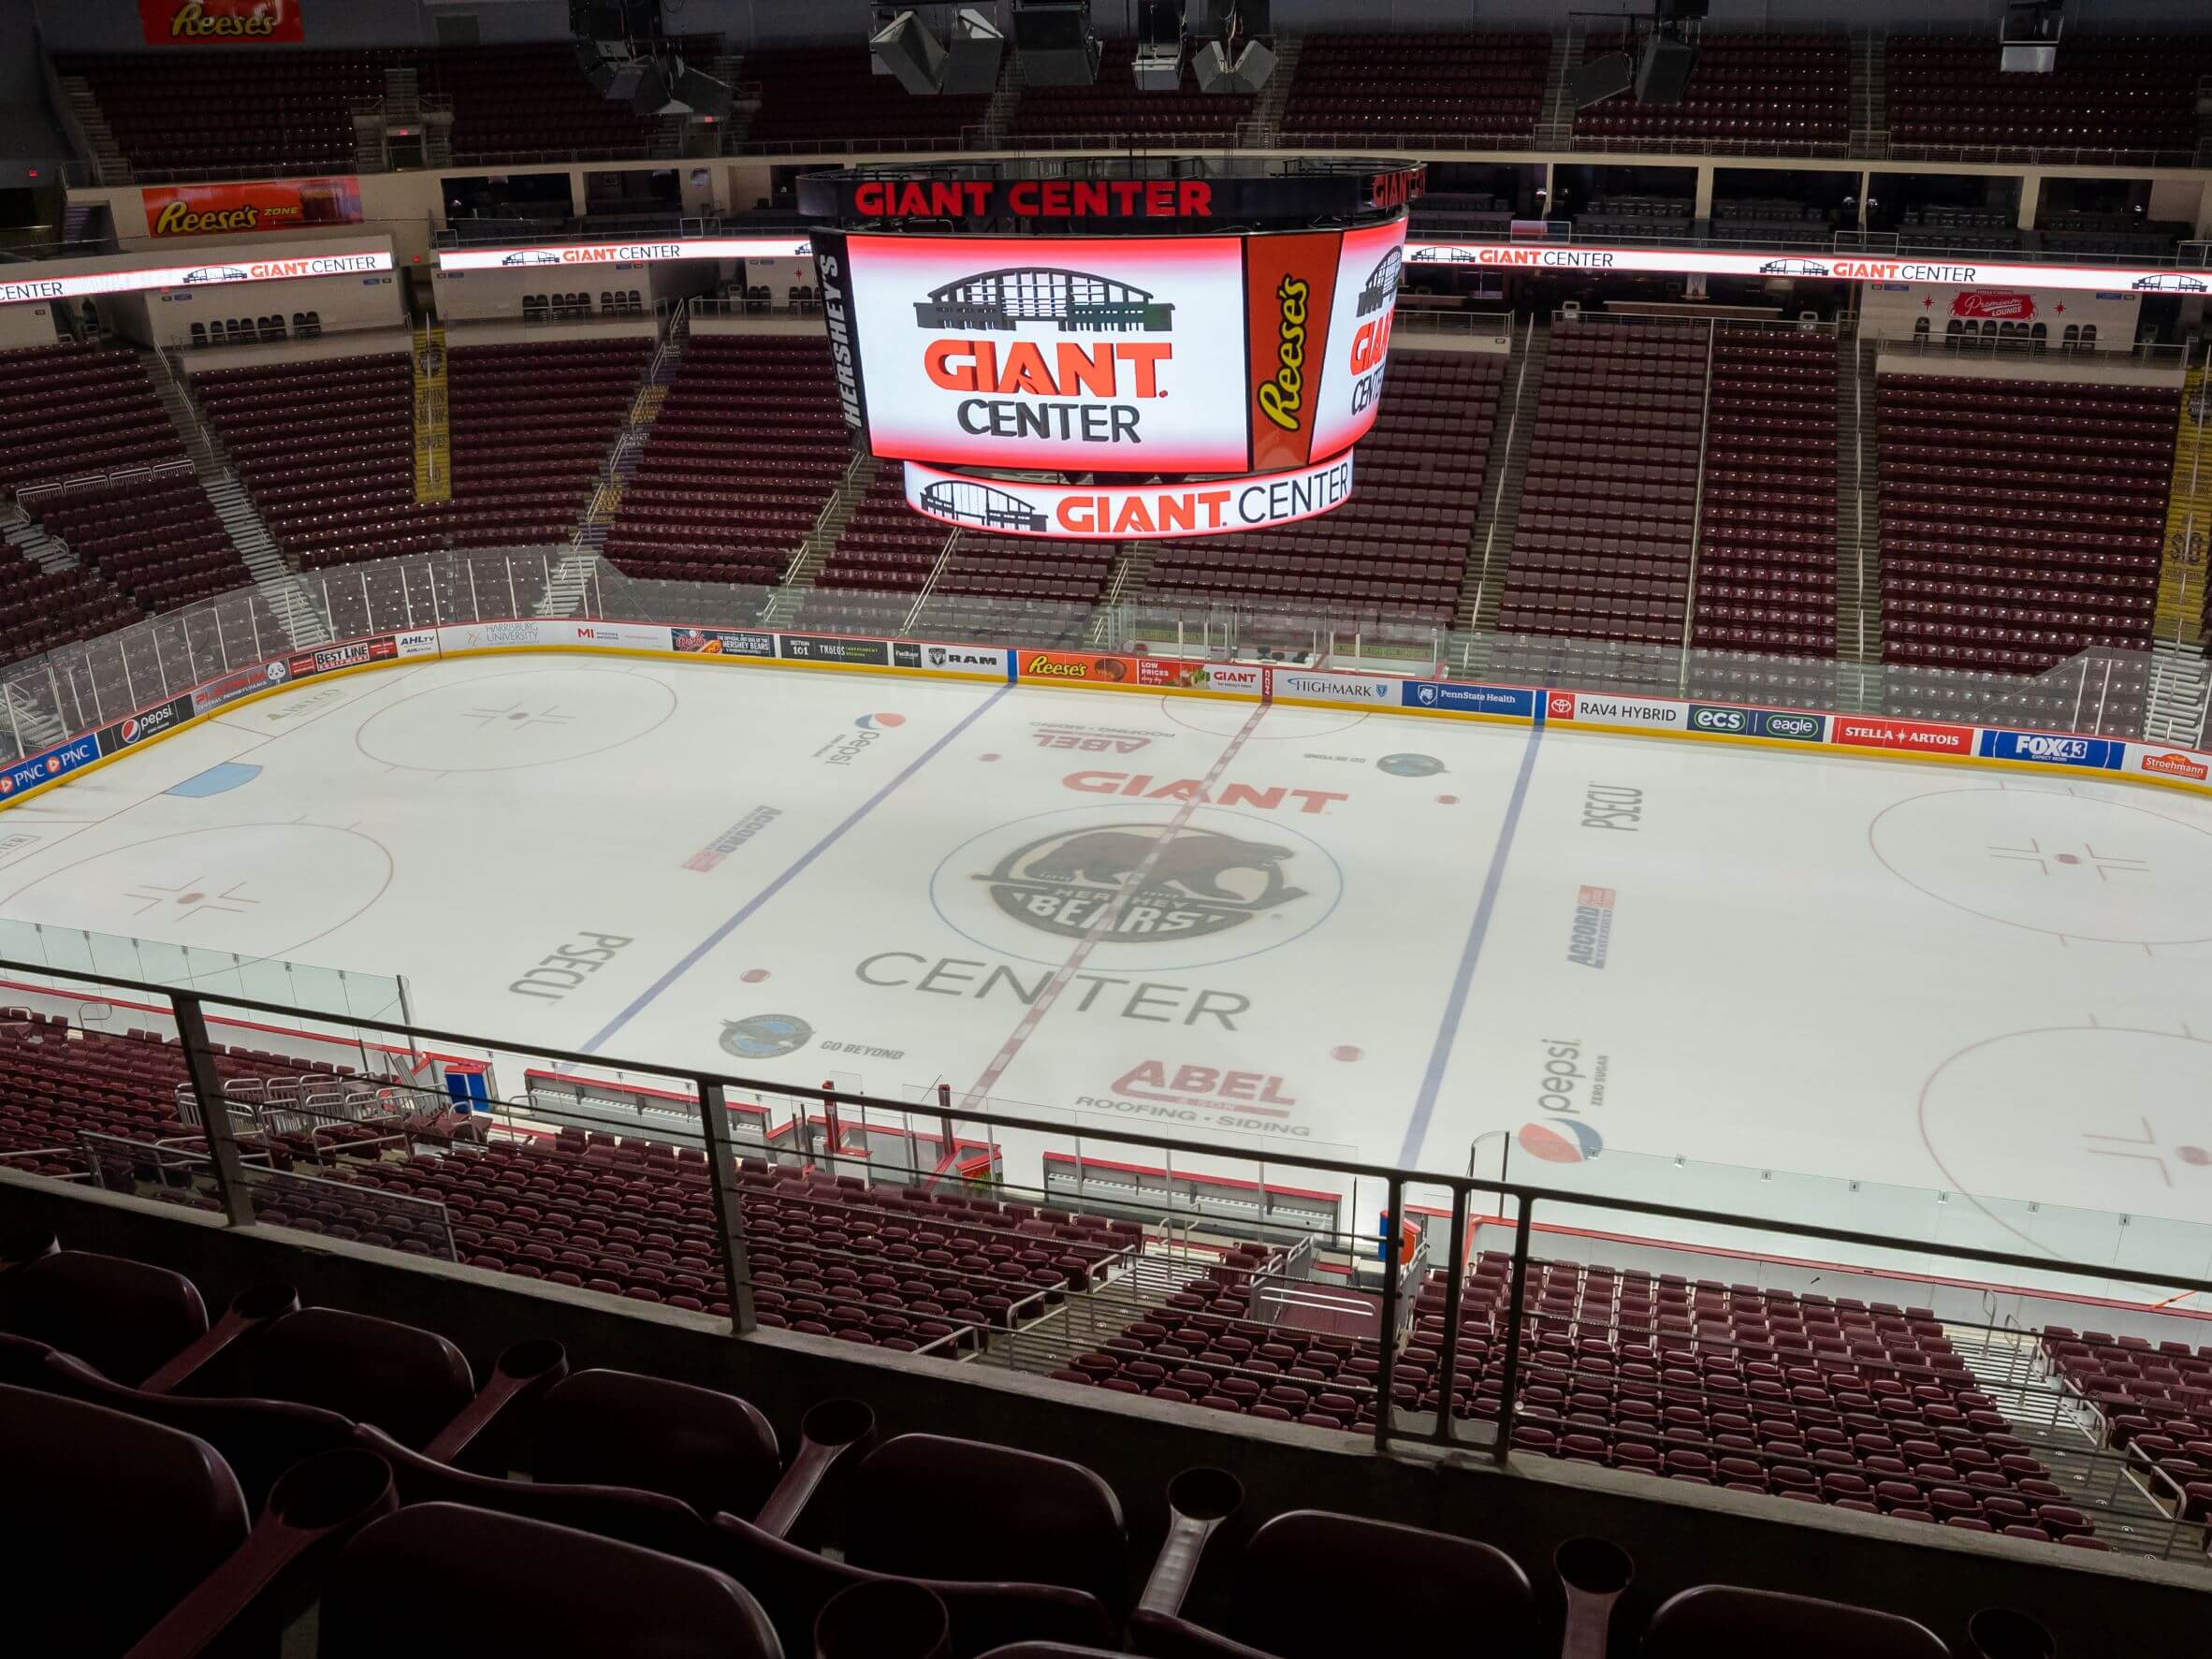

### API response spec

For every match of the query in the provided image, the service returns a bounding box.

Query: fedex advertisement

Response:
[841,233,1251,473]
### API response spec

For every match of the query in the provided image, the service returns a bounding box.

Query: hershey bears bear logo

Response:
[978,822,1304,941]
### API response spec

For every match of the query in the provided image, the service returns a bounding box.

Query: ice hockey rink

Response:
[3,650,2209,1289]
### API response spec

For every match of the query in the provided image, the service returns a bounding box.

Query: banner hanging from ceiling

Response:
[141,0,306,45]
[142,178,363,240]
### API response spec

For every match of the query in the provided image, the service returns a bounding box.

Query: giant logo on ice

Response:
[930,805,1343,969]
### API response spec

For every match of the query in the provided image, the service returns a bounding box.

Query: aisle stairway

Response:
[151,351,327,647]
[412,323,451,505]
[1837,341,1883,663]
[2153,363,2210,648]
[1947,1324,2210,1563]
[538,313,691,618]
[765,451,877,626]
[1455,318,1547,641]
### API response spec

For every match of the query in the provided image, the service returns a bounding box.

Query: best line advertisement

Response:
[901,454,1356,541]
[843,233,1253,473]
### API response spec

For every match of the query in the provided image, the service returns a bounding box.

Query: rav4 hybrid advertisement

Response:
[822,221,1404,476]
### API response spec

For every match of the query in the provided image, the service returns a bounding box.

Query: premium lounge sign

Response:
[1405,240,2210,298]
[0,246,393,307]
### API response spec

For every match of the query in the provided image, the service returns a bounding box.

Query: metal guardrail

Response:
[6,953,2212,1492]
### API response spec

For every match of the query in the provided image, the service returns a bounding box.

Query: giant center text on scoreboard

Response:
[803,160,1419,540]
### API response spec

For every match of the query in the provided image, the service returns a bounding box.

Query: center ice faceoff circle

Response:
[929,803,1344,971]
[1868,787,2212,943]
[356,667,678,773]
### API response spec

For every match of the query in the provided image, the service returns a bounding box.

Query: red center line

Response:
[957,699,1272,1114]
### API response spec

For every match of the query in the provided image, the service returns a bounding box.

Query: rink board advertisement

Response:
[8,610,2212,809]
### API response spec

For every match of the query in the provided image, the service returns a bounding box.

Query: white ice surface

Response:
[5,653,2208,1288]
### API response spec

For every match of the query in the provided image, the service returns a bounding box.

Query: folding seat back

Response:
[846,1433,1128,1613]
[1,1382,249,1658]
[1639,1586,1949,1657]
[531,1367,782,1520]
[318,1504,783,1659]
[0,1246,208,1386]
[242,1305,473,1450]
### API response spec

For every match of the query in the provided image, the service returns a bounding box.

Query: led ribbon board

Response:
[0,246,393,307]
[901,454,1357,540]
[1405,241,2208,298]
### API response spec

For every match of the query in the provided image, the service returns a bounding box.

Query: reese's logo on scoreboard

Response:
[1244,233,1341,472]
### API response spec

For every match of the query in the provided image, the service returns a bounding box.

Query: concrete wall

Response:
[0,300,61,348]
[5,1173,2208,1654]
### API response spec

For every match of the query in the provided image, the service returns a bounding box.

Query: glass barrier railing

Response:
[0,548,2193,770]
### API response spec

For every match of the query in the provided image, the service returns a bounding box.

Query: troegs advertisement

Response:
[844,233,1250,473]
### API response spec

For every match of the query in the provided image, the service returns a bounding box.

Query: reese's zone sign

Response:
[902,454,1355,542]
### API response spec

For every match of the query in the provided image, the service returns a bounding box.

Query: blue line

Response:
[580,684,1013,1054]
[1395,716,1545,1170]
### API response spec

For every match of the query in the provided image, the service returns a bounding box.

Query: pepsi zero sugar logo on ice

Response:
[982,823,1305,943]
[1519,1037,1609,1163]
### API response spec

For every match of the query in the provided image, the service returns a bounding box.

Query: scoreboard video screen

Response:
[812,219,1405,477]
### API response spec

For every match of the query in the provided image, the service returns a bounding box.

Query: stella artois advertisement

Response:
[141,0,306,45]
[142,178,363,240]
[835,223,1404,476]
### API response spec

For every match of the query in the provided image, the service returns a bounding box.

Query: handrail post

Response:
[171,991,255,1226]
[1430,1186,1470,1445]
[1491,1193,1536,1464]
[1373,1176,1404,1451]
[696,1077,758,1335]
